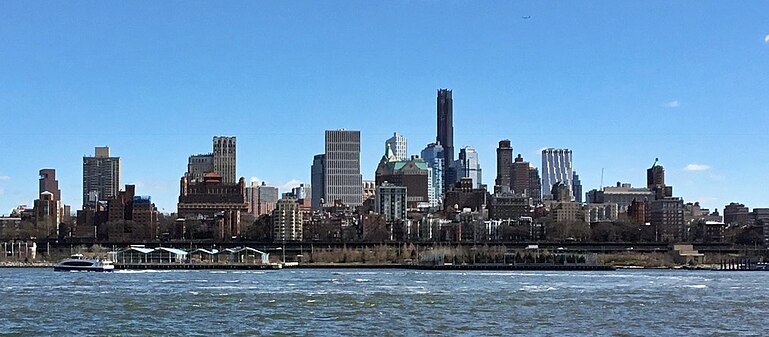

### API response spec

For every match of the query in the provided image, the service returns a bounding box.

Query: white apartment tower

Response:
[541,148,573,200]
[385,132,408,161]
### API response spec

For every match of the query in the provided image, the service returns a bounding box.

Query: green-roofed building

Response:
[375,144,431,209]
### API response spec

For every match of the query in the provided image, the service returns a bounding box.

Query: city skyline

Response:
[2,2,769,214]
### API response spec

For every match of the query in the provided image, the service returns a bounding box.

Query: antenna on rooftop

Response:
[600,168,604,191]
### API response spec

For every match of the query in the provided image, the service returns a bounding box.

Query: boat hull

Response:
[53,265,114,272]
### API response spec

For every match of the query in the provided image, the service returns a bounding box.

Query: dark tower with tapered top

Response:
[437,89,455,192]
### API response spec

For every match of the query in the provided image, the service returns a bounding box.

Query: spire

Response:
[385,143,397,162]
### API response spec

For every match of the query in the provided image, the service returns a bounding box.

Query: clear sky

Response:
[1,1,768,215]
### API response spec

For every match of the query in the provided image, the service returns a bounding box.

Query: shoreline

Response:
[0,261,733,271]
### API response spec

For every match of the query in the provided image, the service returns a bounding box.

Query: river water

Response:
[0,268,765,336]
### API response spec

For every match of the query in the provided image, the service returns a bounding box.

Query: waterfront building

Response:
[177,173,248,240]
[273,196,303,241]
[650,197,685,242]
[83,146,121,207]
[510,154,529,195]
[455,146,482,189]
[33,191,61,239]
[323,130,363,207]
[494,140,513,194]
[541,148,572,200]
[311,154,325,210]
[375,183,407,223]
[436,89,456,191]
[385,132,407,161]
[421,142,444,207]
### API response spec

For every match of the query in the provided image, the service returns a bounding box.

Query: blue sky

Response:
[1,1,768,215]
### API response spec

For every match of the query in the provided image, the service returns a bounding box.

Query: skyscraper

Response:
[647,158,672,199]
[572,171,583,203]
[511,154,530,195]
[436,89,456,190]
[494,140,513,193]
[385,132,407,161]
[541,148,573,200]
[213,136,237,184]
[310,154,325,210]
[421,142,444,208]
[39,169,61,201]
[456,146,482,189]
[528,166,542,204]
[324,130,363,207]
[83,146,121,207]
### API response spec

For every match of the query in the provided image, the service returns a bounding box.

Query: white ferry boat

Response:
[53,254,115,272]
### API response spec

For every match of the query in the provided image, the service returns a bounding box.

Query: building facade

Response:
[246,181,279,216]
[39,169,61,201]
[436,89,456,191]
[385,132,408,161]
[213,136,237,184]
[421,142,444,207]
[83,146,121,207]
[494,140,513,194]
[323,130,363,207]
[273,197,303,241]
[456,146,482,189]
[541,148,572,200]
[311,154,325,210]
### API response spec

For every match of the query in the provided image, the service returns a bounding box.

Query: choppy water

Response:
[0,268,766,336]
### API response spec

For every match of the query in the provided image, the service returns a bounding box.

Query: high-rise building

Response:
[83,146,121,207]
[375,146,431,208]
[213,136,237,184]
[541,148,573,200]
[528,166,542,204]
[39,169,61,201]
[436,89,456,190]
[494,140,513,194]
[511,154,530,195]
[586,182,654,212]
[647,159,672,200]
[273,196,303,241]
[311,154,325,210]
[385,132,407,161]
[291,184,311,201]
[246,181,280,216]
[650,197,685,242]
[178,174,247,240]
[34,191,61,239]
[723,202,751,226]
[456,146,482,189]
[374,183,407,223]
[572,171,582,203]
[421,142,444,207]
[324,130,363,207]
[187,154,214,182]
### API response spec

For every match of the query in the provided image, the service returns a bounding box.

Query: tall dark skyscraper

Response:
[436,89,455,191]
[494,140,513,193]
